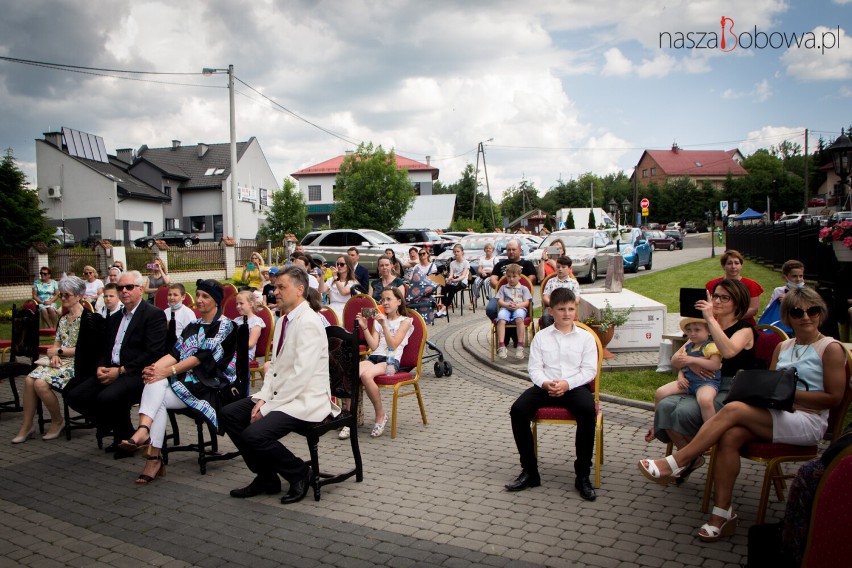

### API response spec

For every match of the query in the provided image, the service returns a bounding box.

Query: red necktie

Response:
[276,317,288,355]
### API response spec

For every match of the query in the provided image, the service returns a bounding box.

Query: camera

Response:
[360,308,378,318]
[146,263,158,270]
[547,246,561,258]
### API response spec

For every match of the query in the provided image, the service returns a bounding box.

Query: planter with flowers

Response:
[583,300,634,359]
[819,221,852,263]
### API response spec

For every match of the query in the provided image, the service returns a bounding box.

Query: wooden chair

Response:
[222,283,238,301]
[222,294,240,320]
[162,317,250,474]
[373,310,429,438]
[531,321,605,488]
[342,294,378,358]
[701,344,852,523]
[428,273,449,322]
[801,446,852,567]
[0,304,40,414]
[248,305,275,388]
[489,274,535,361]
[319,307,339,327]
[537,273,556,329]
[297,323,364,501]
[153,286,170,309]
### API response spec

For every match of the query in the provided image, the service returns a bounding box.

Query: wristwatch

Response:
[57,348,64,356]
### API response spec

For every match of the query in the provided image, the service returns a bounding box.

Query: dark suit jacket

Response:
[354,263,370,293]
[98,299,168,378]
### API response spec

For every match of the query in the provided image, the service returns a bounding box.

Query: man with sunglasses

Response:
[66,271,167,457]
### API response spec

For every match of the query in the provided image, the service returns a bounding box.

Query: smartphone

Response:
[247,262,256,271]
[146,263,158,270]
[547,246,561,258]
[679,288,707,318]
[361,307,378,318]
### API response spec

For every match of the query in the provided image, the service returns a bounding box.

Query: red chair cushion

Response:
[249,360,259,369]
[534,404,600,421]
[375,371,414,386]
[0,340,11,348]
[740,442,817,459]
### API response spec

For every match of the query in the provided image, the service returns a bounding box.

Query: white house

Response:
[292,151,440,228]
[36,127,279,244]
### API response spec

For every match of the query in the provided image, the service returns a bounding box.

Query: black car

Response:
[387,228,449,255]
[664,229,684,250]
[134,229,200,248]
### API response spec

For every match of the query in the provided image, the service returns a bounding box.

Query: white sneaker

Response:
[497,346,508,359]
[338,426,350,440]
[515,346,525,359]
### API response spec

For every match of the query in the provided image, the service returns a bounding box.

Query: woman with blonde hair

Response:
[144,258,170,303]
[240,252,265,290]
[81,265,104,304]
[326,255,358,321]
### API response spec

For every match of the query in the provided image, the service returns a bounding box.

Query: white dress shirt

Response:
[527,323,598,390]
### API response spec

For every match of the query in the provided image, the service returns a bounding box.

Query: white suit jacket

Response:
[253,300,340,422]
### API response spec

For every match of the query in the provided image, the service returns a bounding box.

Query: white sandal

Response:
[638,454,687,485]
[698,506,738,542]
[371,415,389,438]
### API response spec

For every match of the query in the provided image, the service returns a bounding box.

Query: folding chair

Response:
[0,305,40,414]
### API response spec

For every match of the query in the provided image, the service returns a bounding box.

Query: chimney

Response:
[43,131,62,149]
[137,144,148,157]
[425,155,431,165]
[345,150,354,155]
[171,140,181,150]
[672,142,680,153]
[116,148,135,164]
[197,143,209,158]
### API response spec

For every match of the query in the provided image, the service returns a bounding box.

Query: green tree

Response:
[0,148,52,248]
[257,177,309,242]
[588,209,596,229]
[500,180,540,222]
[332,142,415,233]
[566,210,575,229]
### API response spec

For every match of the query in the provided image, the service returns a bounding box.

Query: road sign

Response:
[642,207,649,216]
[720,200,729,217]
[640,198,650,209]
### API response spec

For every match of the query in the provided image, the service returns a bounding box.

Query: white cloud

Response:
[739,125,808,157]
[720,79,772,102]
[602,48,633,76]
[782,26,852,80]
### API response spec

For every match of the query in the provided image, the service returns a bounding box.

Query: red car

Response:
[808,197,826,207]
[642,230,677,251]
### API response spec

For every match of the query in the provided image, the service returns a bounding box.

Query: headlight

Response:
[621,246,634,255]
[573,254,592,263]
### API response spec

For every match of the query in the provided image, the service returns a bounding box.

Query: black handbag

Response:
[724,367,808,412]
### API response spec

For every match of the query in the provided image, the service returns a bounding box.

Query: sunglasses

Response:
[711,294,732,303]
[40,272,50,275]
[84,271,94,275]
[59,292,75,299]
[789,306,820,319]
[419,252,428,257]
[116,284,138,292]
[336,262,347,267]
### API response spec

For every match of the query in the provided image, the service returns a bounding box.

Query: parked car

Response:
[436,233,535,275]
[134,229,199,248]
[685,221,698,233]
[665,221,684,233]
[828,211,852,226]
[645,222,662,230]
[387,228,448,255]
[664,229,684,250]
[808,196,827,207]
[48,227,75,247]
[538,230,618,282]
[776,214,814,226]
[300,228,411,275]
[615,228,653,273]
[643,230,677,251]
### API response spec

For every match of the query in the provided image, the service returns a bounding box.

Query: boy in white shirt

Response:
[540,256,581,329]
[163,283,196,337]
[495,264,533,360]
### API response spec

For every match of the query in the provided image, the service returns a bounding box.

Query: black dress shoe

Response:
[230,477,282,498]
[280,466,312,504]
[505,471,541,492]
[575,476,597,501]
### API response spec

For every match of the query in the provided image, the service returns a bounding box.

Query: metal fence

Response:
[169,242,224,272]
[0,248,30,285]
[726,223,825,279]
[48,248,98,278]
[125,247,157,273]
[237,239,262,265]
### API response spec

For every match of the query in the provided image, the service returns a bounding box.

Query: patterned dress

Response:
[33,279,58,310]
[29,314,80,389]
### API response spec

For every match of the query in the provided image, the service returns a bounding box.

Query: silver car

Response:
[300,228,411,275]
[538,229,617,282]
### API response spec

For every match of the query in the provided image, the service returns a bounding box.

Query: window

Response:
[165,218,176,230]
[642,169,648,178]
[413,182,421,196]
[308,185,322,201]
[163,185,172,197]
[650,167,656,176]
[87,217,102,240]
[191,216,207,232]
[204,168,226,176]
[144,222,153,236]
[260,188,268,207]
[321,232,347,247]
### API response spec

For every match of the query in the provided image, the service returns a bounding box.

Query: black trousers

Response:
[65,373,143,443]
[221,398,311,485]
[510,384,596,478]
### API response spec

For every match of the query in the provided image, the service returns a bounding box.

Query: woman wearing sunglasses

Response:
[32,266,60,328]
[638,286,845,542]
[81,265,104,305]
[326,255,358,321]
[648,280,757,469]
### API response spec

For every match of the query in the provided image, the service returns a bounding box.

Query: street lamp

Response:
[608,198,617,226]
[828,133,852,211]
[622,198,631,226]
[202,65,238,240]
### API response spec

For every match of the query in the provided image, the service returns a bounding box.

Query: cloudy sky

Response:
[1,0,850,197]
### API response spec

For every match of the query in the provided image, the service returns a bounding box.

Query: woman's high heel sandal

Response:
[119,424,151,453]
[135,453,166,485]
[638,454,688,485]
[698,506,738,542]
[12,426,36,444]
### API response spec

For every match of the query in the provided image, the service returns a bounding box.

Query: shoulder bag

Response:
[724,367,808,412]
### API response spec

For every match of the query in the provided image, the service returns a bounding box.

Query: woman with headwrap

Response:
[118,279,238,484]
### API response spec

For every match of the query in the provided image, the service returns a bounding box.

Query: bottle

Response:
[385,348,397,376]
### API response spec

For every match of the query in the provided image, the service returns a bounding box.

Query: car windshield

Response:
[363,230,398,244]
[545,234,594,248]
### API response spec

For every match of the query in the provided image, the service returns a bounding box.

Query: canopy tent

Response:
[399,194,457,231]
[733,207,764,220]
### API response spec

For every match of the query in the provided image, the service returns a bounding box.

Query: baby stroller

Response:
[406,271,453,377]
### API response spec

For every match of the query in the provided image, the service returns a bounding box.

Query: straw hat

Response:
[679,317,708,334]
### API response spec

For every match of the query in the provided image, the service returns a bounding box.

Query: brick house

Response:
[631,143,748,189]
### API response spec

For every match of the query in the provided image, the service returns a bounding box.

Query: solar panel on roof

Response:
[60,127,109,163]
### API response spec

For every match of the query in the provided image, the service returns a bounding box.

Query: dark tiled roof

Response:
[85,157,171,202]
[137,140,251,189]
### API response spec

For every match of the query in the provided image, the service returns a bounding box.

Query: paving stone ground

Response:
[0,306,782,567]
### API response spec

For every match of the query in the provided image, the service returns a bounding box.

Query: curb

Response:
[461,321,655,412]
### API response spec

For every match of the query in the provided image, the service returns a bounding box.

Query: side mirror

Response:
[361,241,370,247]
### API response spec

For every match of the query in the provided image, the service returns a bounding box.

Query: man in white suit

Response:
[222,265,340,504]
